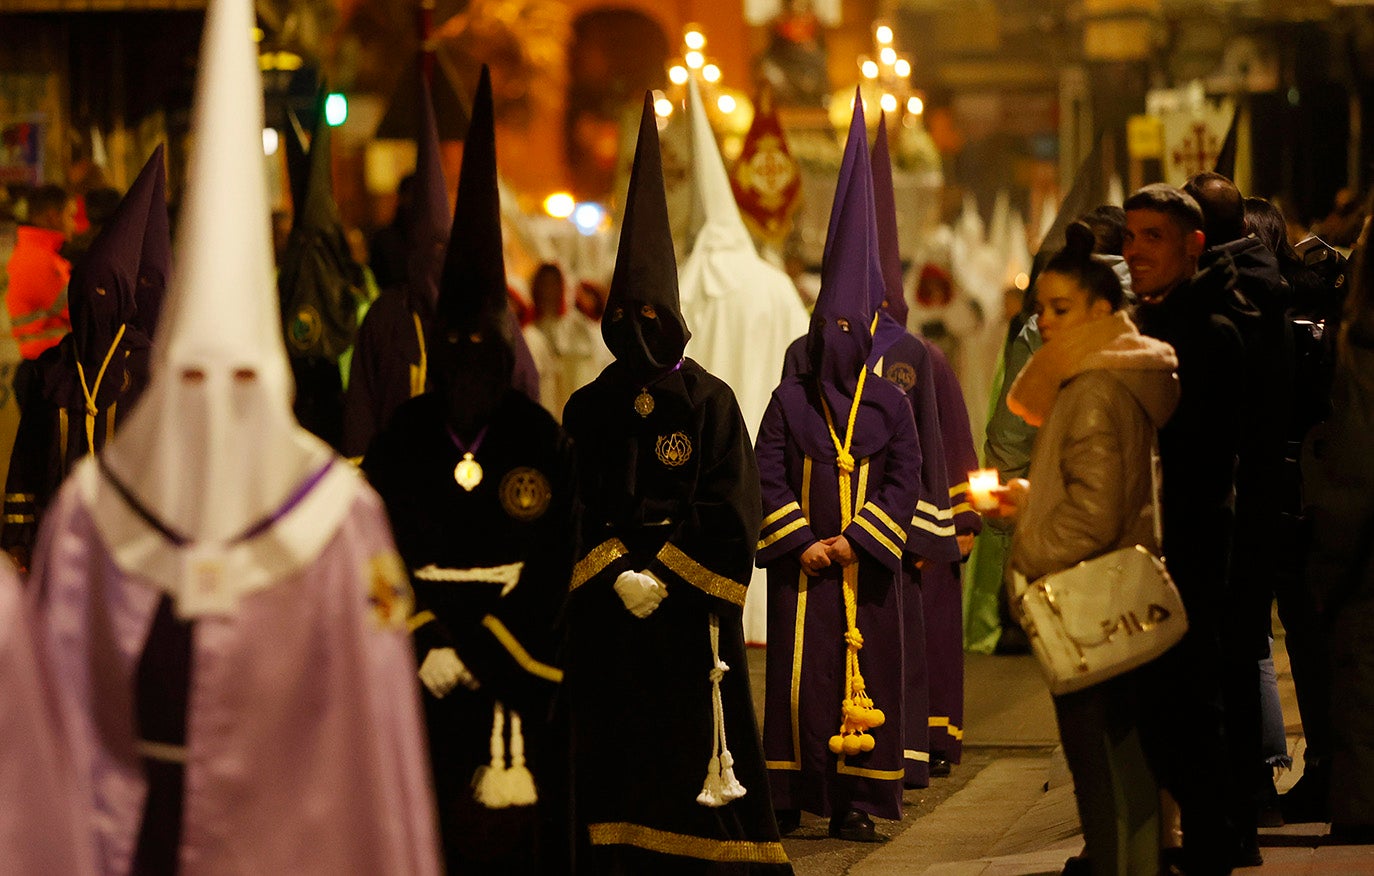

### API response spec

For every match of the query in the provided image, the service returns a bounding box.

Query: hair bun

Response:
[1062,220,1097,260]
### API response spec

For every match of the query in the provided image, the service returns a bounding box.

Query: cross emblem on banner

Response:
[1171,122,1220,177]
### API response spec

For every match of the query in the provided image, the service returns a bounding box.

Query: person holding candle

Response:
[1000,220,1180,876]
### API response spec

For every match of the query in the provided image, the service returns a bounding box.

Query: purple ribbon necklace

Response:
[446,424,490,491]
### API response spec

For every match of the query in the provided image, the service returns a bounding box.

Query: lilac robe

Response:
[28,461,441,875]
[0,562,94,875]
[921,338,982,763]
[756,375,919,821]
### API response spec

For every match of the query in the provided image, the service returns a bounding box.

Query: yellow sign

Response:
[1127,115,1165,160]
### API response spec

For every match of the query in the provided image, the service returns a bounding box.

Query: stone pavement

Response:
[747,643,1374,875]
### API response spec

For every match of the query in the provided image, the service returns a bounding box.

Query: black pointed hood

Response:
[431,65,513,434]
[284,107,312,215]
[375,53,470,141]
[277,84,365,362]
[134,143,170,338]
[603,92,690,379]
[47,146,158,410]
[403,73,451,313]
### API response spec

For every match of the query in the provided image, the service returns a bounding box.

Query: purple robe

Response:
[0,562,93,875]
[756,375,919,821]
[921,338,981,763]
[27,461,442,875]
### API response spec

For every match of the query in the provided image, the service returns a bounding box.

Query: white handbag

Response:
[1010,447,1187,696]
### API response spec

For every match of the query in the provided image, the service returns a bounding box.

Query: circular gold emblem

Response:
[634,390,655,417]
[499,467,553,521]
[655,431,693,468]
[885,362,917,392]
[289,305,322,352]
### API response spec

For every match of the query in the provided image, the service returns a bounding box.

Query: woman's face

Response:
[1036,271,1113,344]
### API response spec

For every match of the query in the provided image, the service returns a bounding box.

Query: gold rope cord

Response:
[818,368,884,757]
[74,323,127,458]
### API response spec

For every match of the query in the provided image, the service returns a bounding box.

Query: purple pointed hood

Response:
[807,88,884,398]
[871,114,907,326]
[135,144,170,338]
[403,74,451,314]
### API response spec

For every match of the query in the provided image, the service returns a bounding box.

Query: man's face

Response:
[1123,209,1204,304]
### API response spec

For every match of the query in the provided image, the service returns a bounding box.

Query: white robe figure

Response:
[25,0,442,870]
[678,79,808,644]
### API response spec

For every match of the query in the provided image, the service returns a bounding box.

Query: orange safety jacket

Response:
[5,225,71,360]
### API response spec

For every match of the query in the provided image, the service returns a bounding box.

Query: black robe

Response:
[363,390,574,874]
[2,332,150,559]
[561,358,790,874]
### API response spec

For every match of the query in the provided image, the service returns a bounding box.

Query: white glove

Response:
[613,570,667,619]
[418,647,479,698]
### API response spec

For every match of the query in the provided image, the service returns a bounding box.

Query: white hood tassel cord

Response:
[472,701,537,808]
[697,613,746,807]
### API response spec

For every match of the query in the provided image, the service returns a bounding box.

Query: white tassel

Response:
[697,614,745,807]
[473,703,511,809]
[472,702,538,809]
[504,709,538,806]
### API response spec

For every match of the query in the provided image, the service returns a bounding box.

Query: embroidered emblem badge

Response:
[656,431,693,467]
[368,552,414,629]
[885,362,916,392]
[288,305,322,352]
[499,467,553,521]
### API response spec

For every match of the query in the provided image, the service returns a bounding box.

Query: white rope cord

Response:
[412,562,524,597]
[697,613,746,807]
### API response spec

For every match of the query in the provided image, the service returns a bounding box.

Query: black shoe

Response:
[1330,823,1374,844]
[1060,854,1091,875]
[828,809,886,843]
[1233,838,1263,868]
[1279,766,1331,824]
[774,809,800,836]
[929,755,952,778]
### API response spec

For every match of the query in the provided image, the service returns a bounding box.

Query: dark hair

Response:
[1123,183,1204,235]
[1042,221,1125,311]
[1244,197,1295,260]
[1080,205,1127,256]
[1183,172,1245,245]
[84,187,122,227]
[26,184,71,221]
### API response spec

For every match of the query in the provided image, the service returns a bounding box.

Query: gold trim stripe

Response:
[481,615,564,683]
[4,493,35,502]
[862,502,907,542]
[346,456,364,467]
[587,823,789,864]
[904,749,931,762]
[911,515,957,538]
[656,543,748,606]
[949,482,971,498]
[761,501,801,528]
[916,499,954,520]
[570,539,628,592]
[757,518,806,551]
[855,516,902,559]
[4,513,35,524]
[950,502,974,517]
[407,610,437,633]
[929,717,964,740]
[836,758,905,780]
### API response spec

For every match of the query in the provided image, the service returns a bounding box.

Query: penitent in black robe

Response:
[562,358,790,874]
[363,389,573,874]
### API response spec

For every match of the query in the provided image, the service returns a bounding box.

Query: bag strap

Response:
[1150,440,1163,551]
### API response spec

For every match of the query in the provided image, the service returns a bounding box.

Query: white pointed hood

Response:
[684,79,753,260]
[678,78,807,439]
[94,0,343,607]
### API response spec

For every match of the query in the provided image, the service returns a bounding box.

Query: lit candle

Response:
[968,468,1001,511]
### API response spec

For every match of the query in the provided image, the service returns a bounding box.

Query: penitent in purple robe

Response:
[920,338,983,764]
[0,561,93,875]
[756,376,920,821]
[27,460,441,875]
